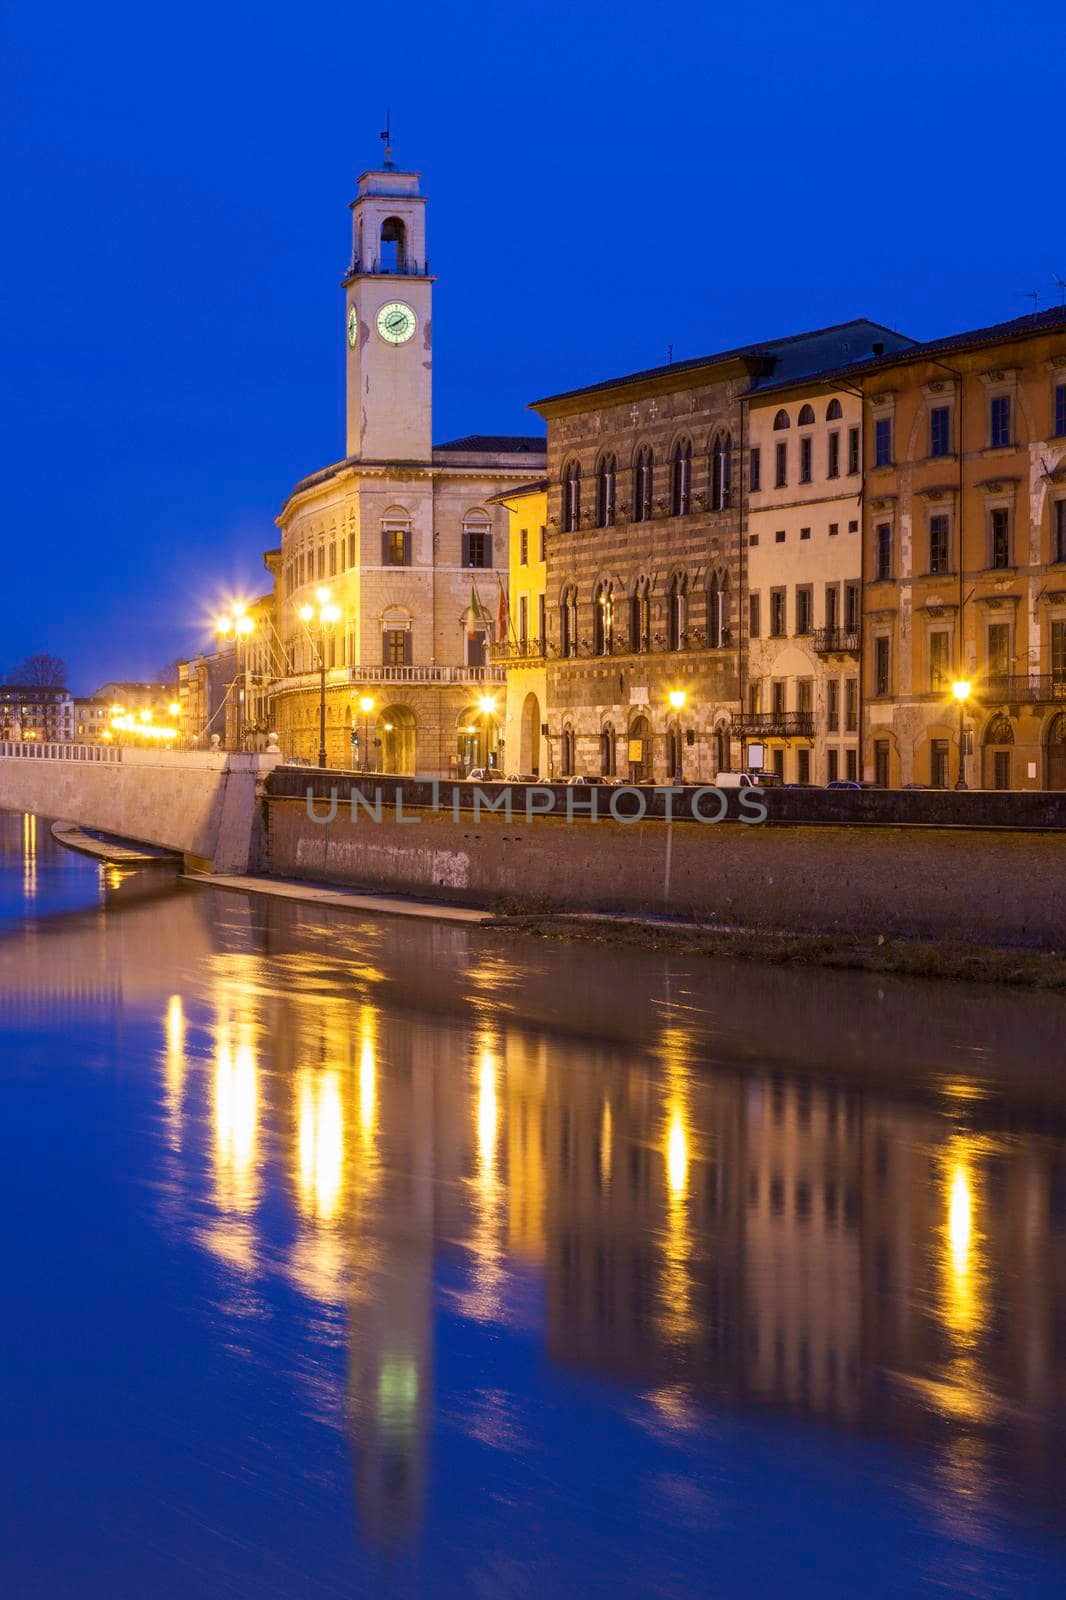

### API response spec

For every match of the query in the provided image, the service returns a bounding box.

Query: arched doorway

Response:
[560,723,576,777]
[457,704,500,776]
[666,723,682,781]
[1046,713,1066,790]
[983,712,1015,790]
[520,692,541,776]
[377,705,417,774]
[600,722,616,777]
[628,714,651,782]
[713,724,728,778]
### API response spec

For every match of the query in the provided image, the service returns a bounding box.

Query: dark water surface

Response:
[2,812,1066,1597]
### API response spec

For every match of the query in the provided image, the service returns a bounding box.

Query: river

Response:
[2,810,1066,1597]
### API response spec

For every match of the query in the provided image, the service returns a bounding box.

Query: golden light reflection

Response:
[600,1100,613,1189]
[666,1106,689,1197]
[22,813,36,899]
[464,1036,505,1321]
[931,1136,993,1433]
[478,1047,498,1169]
[658,1024,697,1345]
[163,995,185,1150]
[359,1005,377,1145]
[295,1068,345,1223]
[212,1028,259,1224]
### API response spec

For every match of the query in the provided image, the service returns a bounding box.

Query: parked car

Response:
[504,772,538,784]
[825,779,862,790]
[715,771,759,789]
[566,774,615,785]
[463,767,496,782]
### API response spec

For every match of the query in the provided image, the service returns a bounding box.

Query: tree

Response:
[7,653,68,687]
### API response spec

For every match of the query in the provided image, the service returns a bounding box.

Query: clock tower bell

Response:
[342,141,434,463]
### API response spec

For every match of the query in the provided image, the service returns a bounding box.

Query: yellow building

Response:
[492,482,549,777]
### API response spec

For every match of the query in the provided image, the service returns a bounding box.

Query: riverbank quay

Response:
[264,770,1066,952]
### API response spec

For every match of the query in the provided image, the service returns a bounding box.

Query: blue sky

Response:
[2,0,1063,690]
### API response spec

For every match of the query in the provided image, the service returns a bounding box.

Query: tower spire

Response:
[379,112,395,171]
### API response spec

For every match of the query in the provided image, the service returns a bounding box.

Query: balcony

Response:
[981,674,1066,704]
[812,627,861,656]
[547,628,734,663]
[270,663,507,696]
[735,711,815,739]
[490,637,547,663]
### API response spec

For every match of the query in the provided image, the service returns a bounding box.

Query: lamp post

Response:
[357,694,375,773]
[299,588,342,769]
[216,605,255,749]
[668,689,687,782]
[952,679,971,790]
[478,694,497,773]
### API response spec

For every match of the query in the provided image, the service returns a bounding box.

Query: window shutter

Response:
[382,527,391,565]
[483,532,493,568]
[461,530,470,567]
[403,528,411,567]
[404,630,412,665]
[382,631,391,666]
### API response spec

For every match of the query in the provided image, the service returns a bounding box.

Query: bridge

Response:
[0,742,282,872]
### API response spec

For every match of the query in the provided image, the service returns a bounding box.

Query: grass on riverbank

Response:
[487,913,1066,990]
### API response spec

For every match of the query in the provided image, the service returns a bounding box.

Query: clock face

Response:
[376,301,417,345]
[347,306,358,348]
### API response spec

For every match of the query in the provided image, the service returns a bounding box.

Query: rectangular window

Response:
[845,679,858,733]
[383,523,410,566]
[795,586,813,634]
[827,748,839,782]
[989,394,1011,448]
[800,436,812,483]
[987,622,1010,677]
[875,523,892,581]
[874,635,890,697]
[929,630,950,691]
[329,542,337,577]
[828,521,839,537]
[874,740,890,788]
[797,679,813,714]
[539,525,546,561]
[316,546,325,580]
[1056,383,1066,439]
[825,584,840,630]
[1052,619,1066,682]
[772,680,786,716]
[750,446,761,492]
[992,750,1011,791]
[827,679,840,732]
[519,528,528,565]
[748,593,761,639]
[538,594,546,647]
[1055,500,1066,563]
[770,588,786,637]
[775,529,786,543]
[827,432,840,478]
[800,526,811,540]
[463,526,492,568]
[928,514,949,574]
[930,739,949,789]
[847,426,860,475]
[990,507,1010,568]
[348,532,356,568]
[775,441,787,487]
[518,596,528,647]
[772,747,785,780]
[845,747,858,781]
[383,628,410,666]
[748,534,759,547]
[874,416,892,467]
[930,406,951,457]
[844,582,860,632]
[797,747,811,784]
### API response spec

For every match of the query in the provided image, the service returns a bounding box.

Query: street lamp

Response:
[216,604,256,749]
[299,588,341,768]
[952,679,971,790]
[357,693,375,773]
[668,689,687,782]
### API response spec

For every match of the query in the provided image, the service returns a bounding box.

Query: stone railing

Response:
[0,740,122,762]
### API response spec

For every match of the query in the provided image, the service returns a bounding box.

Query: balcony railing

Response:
[490,637,547,663]
[735,711,815,739]
[270,664,507,696]
[981,674,1066,703]
[812,627,862,656]
[545,629,734,663]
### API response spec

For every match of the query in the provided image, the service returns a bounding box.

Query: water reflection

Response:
[4,812,1066,1592]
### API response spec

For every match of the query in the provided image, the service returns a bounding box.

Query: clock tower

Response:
[342,141,434,463]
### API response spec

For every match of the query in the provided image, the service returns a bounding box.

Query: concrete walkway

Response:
[188,873,492,924]
[51,821,180,865]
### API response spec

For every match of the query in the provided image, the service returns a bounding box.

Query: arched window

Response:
[667,573,688,651]
[707,574,728,648]
[593,581,614,655]
[633,446,654,523]
[984,713,1015,745]
[711,432,733,511]
[561,723,576,777]
[628,714,651,782]
[1046,712,1066,789]
[773,410,791,430]
[559,585,578,657]
[671,438,692,516]
[596,455,616,527]
[380,216,406,273]
[826,398,843,421]
[561,461,582,533]
[666,724,683,781]
[798,403,816,426]
[600,722,616,777]
[629,579,650,653]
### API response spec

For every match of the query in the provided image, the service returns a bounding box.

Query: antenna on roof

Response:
[1018,288,1041,312]
[1054,274,1066,307]
[379,112,395,170]
[666,343,674,364]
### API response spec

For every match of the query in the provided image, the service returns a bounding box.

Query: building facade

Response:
[269,147,545,773]
[530,322,912,784]
[493,482,549,778]
[0,686,74,742]
[744,385,866,783]
[850,309,1066,789]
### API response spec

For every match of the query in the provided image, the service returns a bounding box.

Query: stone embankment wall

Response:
[265,773,1066,948]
